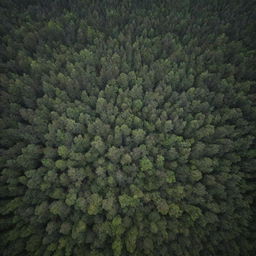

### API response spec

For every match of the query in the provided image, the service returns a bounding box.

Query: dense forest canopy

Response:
[0,0,256,255]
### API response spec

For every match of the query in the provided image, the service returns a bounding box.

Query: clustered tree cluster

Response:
[0,0,256,255]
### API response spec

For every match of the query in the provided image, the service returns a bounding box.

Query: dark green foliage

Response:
[1,0,256,255]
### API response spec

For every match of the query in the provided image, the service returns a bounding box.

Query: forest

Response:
[0,0,256,255]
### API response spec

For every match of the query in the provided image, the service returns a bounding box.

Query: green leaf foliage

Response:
[0,0,255,255]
